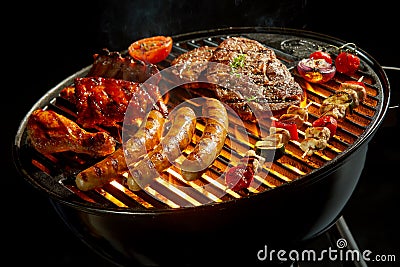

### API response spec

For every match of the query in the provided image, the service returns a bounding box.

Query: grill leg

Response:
[325,216,368,267]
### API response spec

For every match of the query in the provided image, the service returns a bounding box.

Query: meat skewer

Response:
[278,102,312,128]
[254,102,312,162]
[300,77,366,157]
[300,126,331,157]
[226,102,311,191]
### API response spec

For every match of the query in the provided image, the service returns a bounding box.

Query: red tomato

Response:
[225,165,254,191]
[335,52,360,74]
[312,115,338,138]
[128,36,173,64]
[272,120,299,141]
[309,50,333,64]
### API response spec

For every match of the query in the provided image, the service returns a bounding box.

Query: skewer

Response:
[304,101,313,109]
[302,149,309,158]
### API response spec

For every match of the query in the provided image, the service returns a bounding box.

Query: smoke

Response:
[97,0,308,50]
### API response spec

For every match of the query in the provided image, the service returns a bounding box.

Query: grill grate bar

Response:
[144,186,181,208]
[95,187,129,208]
[166,168,224,203]
[109,180,155,209]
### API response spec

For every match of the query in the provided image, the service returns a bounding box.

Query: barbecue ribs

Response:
[60,77,168,129]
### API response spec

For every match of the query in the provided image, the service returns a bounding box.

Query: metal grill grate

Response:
[18,31,382,210]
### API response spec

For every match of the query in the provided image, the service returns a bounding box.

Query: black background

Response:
[4,0,399,266]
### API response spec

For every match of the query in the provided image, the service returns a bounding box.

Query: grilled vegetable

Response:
[297,57,336,84]
[335,51,360,75]
[312,115,337,138]
[272,120,298,141]
[254,127,289,161]
[309,50,333,64]
[255,137,286,161]
[300,75,365,158]
[128,36,173,64]
[239,150,265,174]
[225,150,265,191]
[304,126,331,140]
[300,137,329,157]
[225,165,254,191]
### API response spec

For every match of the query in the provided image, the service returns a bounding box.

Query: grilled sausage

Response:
[75,109,166,191]
[180,98,229,181]
[126,106,197,190]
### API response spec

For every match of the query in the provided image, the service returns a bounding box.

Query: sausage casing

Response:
[127,106,197,190]
[75,109,166,191]
[180,98,229,181]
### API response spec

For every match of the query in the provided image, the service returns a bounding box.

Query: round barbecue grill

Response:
[13,27,390,266]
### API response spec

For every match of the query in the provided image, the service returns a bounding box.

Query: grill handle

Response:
[381,66,399,128]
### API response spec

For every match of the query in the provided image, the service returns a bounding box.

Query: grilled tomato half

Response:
[128,36,173,64]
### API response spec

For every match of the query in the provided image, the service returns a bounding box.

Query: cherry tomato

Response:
[309,50,333,64]
[312,115,338,138]
[335,52,360,75]
[128,36,173,64]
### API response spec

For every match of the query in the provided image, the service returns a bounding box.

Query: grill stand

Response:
[51,195,367,267]
[294,216,368,267]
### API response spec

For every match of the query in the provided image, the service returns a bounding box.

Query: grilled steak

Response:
[171,37,304,121]
[171,46,216,87]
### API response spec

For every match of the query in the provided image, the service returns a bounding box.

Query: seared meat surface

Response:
[171,46,216,88]
[87,48,159,83]
[61,77,167,129]
[171,37,304,121]
[27,109,116,157]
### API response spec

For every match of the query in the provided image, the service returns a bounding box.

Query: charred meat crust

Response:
[87,48,160,83]
[171,37,304,120]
